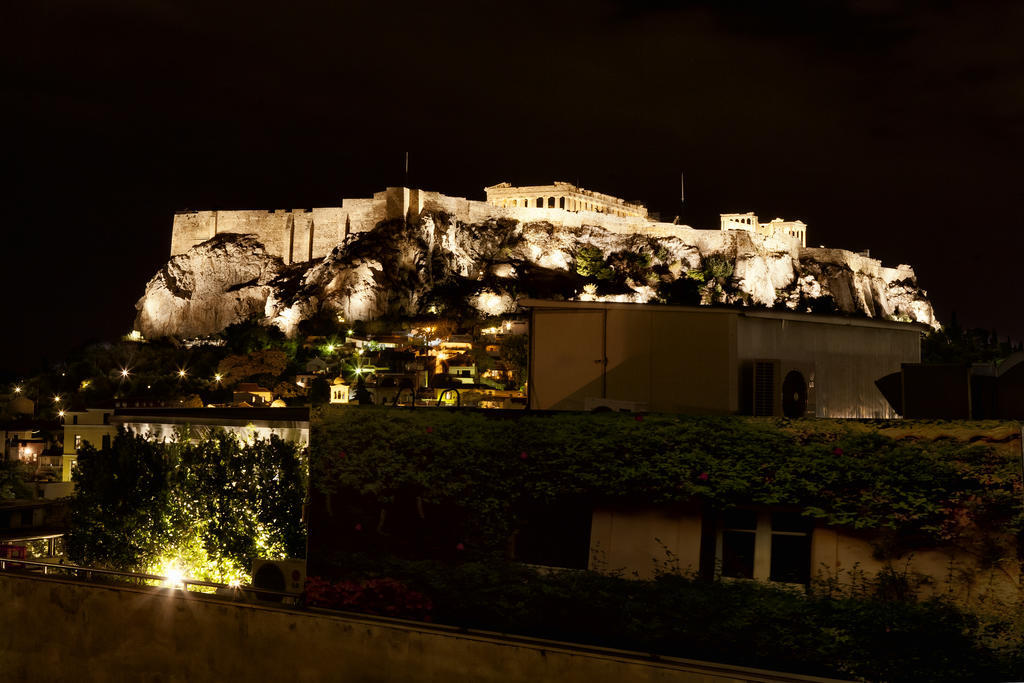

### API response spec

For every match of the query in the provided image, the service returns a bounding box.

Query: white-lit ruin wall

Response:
[170,186,805,264]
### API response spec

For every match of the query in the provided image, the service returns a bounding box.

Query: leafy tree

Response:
[0,460,32,500]
[216,349,290,386]
[310,377,331,405]
[575,246,613,280]
[67,428,306,583]
[499,334,529,389]
[221,317,287,355]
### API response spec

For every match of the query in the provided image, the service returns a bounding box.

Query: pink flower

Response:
[426,426,433,434]
[455,542,465,551]
[354,523,362,531]
[833,447,844,456]
[698,472,709,482]
[519,451,528,460]
[635,414,644,422]
[339,451,346,459]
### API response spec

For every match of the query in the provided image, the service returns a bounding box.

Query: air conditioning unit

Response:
[584,397,649,413]
[251,558,306,595]
[750,360,816,418]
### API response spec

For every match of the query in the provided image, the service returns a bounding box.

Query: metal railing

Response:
[0,557,299,603]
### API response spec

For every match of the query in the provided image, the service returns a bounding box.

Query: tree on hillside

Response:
[216,349,290,386]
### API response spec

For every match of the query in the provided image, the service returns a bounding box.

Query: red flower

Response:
[833,447,844,456]
[426,426,433,434]
[455,542,465,551]
[354,523,362,531]
[635,414,644,421]
[519,451,528,460]
[698,472,709,482]
[339,451,346,459]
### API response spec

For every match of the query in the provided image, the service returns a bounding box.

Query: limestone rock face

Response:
[135,235,284,338]
[135,212,938,339]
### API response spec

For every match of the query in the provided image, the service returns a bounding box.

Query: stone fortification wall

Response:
[170,187,801,264]
[171,206,366,264]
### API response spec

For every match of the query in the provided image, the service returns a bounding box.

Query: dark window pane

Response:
[723,509,757,530]
[771,511,812,533]
[769,534,811,583]
[721,530,755,578]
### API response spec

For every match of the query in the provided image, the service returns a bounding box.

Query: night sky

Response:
[6,0,1023,376]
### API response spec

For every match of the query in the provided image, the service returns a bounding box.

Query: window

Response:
[717,509,812,584]
[536,197,543,208]
[74,435,82,451]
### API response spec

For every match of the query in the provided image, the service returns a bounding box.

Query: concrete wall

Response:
[0,573,842,683]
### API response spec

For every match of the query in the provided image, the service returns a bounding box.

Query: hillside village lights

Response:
[13,386,21,393]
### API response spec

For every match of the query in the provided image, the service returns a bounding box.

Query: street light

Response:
[120,368,130,378]
[178,369,187,378]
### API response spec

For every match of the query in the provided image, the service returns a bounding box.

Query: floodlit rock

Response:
[135,211,938,339]
[135,235,283,339]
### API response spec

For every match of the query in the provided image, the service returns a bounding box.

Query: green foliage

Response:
[220,317,288,355]
[309,377,331,405]
[0,460,32,500]
[312,410,1022,555]
[315,553,1016,683]
[498,334,528,389]
[574,246,613,280]
[922,322,1022,364]
[702,255,734,281]
[67,429,306,583]
[607,249,652,282]
[655,277,701,305]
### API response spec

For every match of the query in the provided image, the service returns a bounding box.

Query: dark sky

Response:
[6,0,1024,375]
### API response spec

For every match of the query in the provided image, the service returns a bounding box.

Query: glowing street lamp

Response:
[58,410,65,418]
[178,369,187,378]
[120,368,130,379]
[13,386,21,394]
[53,395,61,404]
[214,373,223,383]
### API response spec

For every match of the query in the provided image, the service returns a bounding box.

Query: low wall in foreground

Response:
[0,573,843,683]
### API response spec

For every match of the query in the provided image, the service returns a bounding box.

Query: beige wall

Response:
[0,574,842,683]
[810,527,1020,604]
[528,302,920,418]
[590,505,703,580]
[530,305,737,413]
[588,505,1019,605]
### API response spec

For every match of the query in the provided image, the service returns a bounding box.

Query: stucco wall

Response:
[590,505,703,580]
[0,573,841,683]
[587,505,1019,605]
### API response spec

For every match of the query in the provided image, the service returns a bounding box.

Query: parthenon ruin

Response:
[484,181,648,218]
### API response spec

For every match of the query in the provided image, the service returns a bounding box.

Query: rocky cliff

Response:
[135,212,937,339]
